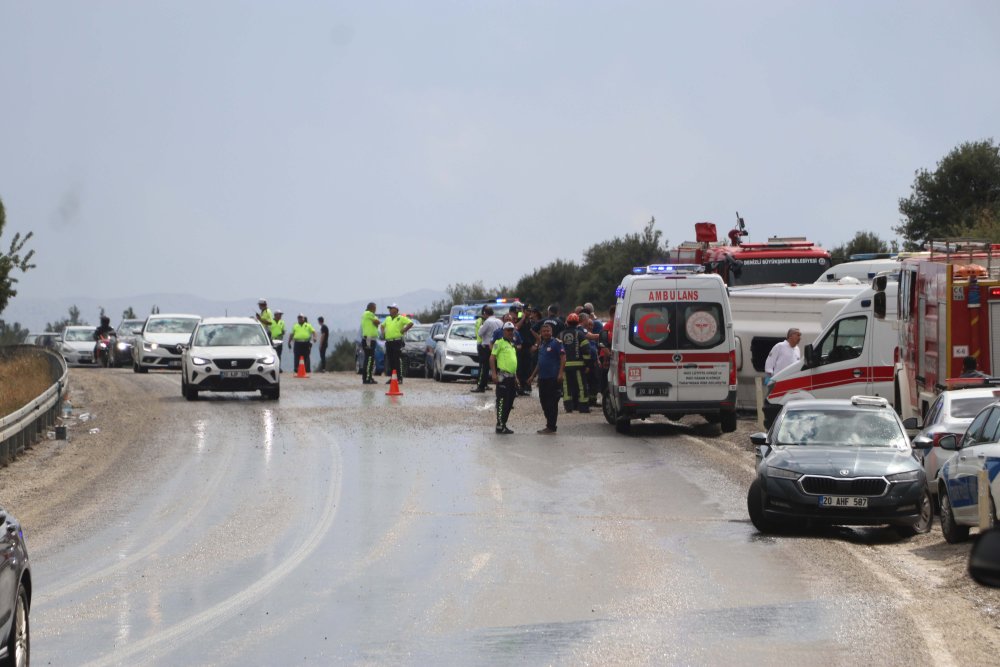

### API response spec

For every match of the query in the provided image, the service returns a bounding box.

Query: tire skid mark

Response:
[84,436,343,667]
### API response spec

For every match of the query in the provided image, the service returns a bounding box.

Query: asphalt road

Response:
[3,368,999,665]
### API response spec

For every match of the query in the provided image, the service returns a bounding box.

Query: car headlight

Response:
[191,356,209,366]
[767,466,801,480]
[257,355,275,365]
[116,342,128,350]
[143,341,159,351]
[886,470,921,483]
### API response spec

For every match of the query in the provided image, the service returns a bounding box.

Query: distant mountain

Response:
[2,289,448,334]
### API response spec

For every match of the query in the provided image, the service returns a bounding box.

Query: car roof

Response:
[148,313,201,320]
[940,387,1000,401]
[784,398,892,412]
[64,325,95,330]
[197,316,260,325]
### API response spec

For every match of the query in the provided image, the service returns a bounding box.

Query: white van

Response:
[603,264,738,434]
[765,277,899,422]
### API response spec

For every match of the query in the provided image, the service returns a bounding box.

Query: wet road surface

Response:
[24,370,956,665]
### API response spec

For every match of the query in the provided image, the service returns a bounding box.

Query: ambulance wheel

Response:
[601,391,615,425]
[720,410,738,433]
[615,415,631,434]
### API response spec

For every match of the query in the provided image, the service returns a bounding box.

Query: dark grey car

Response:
[0,507,30,666]
[747,396,932,537]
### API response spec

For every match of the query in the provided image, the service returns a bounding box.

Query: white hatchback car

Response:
[133,314,201,372]
[181,317,280,400]
[60,325,97,365]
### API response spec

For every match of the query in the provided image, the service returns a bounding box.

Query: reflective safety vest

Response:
[270,319,286,340]
[292,322,315,341]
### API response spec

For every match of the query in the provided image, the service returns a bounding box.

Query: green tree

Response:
[828,231,890,261]
[122,306,137,319]
[575,217,668,309]
[896,139,1000,250]
[45,305,85,333]
[327,337,357,371]
[0,319,29,345]
[0,196,37,316]
[151,305,160,314]
[514,258,581,311]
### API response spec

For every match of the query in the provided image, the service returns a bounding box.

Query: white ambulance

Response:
[603,264,738,434]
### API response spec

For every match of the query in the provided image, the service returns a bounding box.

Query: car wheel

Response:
[135,361,148,374]
[182,379,198,401]
[1,582,29,667]
[940,490,970,544]
[615,415,631,434]
[261,386,280,400]
[747,479,776,533]
[897,489,934,537]
[720,410,738,434]
[601,391,615,425]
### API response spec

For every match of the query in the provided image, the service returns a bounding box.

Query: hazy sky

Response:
[2,1,999,305]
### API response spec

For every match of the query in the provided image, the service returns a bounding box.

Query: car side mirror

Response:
[801,344,815,369]
[132,329,142,335]
[970,529,1000,587]
[750,432,768,446]
[939,434,959,451]
[902,417,919,430]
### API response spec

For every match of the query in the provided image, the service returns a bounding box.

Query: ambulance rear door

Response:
[623,280,680,403]
[675,299,731,404]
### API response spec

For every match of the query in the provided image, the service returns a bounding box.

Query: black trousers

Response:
[386,339,404,380]
[274,343,283,371]
[495,375,517,427]
[362,338,376,382]
[293,341,311,372]
[319,344,328,372]
[475,344,491,389]
[538,377,560,431]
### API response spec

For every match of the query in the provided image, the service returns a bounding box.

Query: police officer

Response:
[560,312,590,413]
[256,299,274,333]
[288,313,317,373]
[360,302,380,384]
[381,303,413,383]
[270,310,286,372]
[490,322,519,434]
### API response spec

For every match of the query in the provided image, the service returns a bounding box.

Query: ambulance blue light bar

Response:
[632,264,704,275]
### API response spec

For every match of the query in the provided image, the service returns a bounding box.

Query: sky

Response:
[2,1,999,306]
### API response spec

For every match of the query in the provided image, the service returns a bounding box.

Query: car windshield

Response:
[64,328,94,341]
[146,318,200,334]
[775,408,906,447]
[405,329,429,343]
[449,323,476,340]
[951,396,999,419]
[118,319,145,333]
[194,324,268,347]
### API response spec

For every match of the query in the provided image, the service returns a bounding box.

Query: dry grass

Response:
[0,355,54,417]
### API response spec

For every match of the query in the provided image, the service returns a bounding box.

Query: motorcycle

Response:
[94,332,116,368]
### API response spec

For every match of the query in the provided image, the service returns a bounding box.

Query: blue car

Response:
[355,335,385,376]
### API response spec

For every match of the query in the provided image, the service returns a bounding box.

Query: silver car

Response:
[432,320,479,382]
[912,386,1000,501]
[60,325,97,365]
[180,317,279,400]
[133,314,201,373]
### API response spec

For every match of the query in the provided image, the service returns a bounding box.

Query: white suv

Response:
[133,314,201,373]
[181,317,279,400]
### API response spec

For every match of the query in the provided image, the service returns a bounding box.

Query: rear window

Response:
[951,396,999,419]
[628,303,725,350]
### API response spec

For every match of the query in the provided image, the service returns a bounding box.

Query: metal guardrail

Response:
[0,345,69,465]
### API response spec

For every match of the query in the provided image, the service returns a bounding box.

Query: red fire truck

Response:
[669,215,831,286]
[892,240,1000,421]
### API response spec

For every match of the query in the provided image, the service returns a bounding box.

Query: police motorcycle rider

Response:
[93,315,116,367]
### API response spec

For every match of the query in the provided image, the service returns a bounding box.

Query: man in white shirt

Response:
[764,328,802,385]
[472,307,503,392]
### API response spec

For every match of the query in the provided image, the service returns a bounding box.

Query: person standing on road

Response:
[381,303,413,384]
[288,313,317,373]
[559,313,590,413]
[472,306,501,392]
[527,322,565,434]
[360,303,380,384]
[764,328,802,385]
[578,311,602,406]
[491,322,519,434]
[317,316,330,373]
[270,310,287,372]
[514,303,535,395]
[256,299,274,336]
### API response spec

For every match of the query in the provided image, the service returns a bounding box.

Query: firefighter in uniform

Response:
[360,302,380,384]
[381,303,413,383]
[560,313,590,413]
[288,314,317,373]
[270,310,286,372]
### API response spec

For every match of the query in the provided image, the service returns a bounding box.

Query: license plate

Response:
[220,370,249,378]
[470,368,479,377]
[636,386,670,397]
[819,496,868,508]
[168,360,181,368]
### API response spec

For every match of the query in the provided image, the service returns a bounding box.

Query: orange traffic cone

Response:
[385,371,403,396]
[296,356,308,378]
